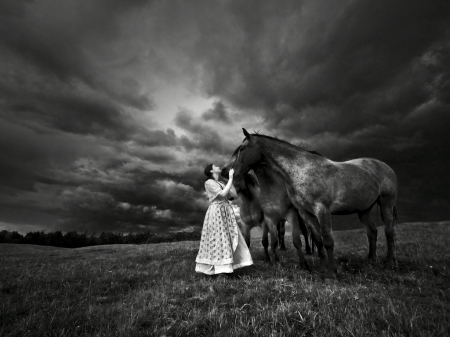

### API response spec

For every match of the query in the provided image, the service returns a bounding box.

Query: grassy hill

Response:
[1,222,449,336]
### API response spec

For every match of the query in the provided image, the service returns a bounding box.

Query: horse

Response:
[235,173,284,245]
[233,171,313,263]
[234,173,284,261]
[223,159,314,271]
[231,128,398,279]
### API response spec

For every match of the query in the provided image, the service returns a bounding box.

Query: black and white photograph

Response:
[1,0,449,336]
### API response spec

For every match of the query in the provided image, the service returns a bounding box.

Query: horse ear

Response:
[243,128,250,139]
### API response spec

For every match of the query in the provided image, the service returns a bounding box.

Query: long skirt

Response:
[195,200,253,275]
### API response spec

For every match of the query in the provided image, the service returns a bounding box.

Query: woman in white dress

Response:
[195,164,253,275]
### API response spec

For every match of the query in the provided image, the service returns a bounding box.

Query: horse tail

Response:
[378,202,398,222]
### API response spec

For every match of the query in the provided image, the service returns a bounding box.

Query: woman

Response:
[195,164,253,275]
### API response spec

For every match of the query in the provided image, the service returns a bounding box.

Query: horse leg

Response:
[357,204,378,261]
[241,222,251,248]
[297,208,327,273]
[314,204,337,279]
[287,209,310,271]
[297,212,312,255]
[261,220,271,263]
[278,220,287,251]
[379,196,396,265]
[265,217,281,263]
[310,232,315,255]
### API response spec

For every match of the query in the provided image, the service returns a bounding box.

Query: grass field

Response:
[1,222,449,336]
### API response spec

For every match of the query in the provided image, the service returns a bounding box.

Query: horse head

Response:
[221,153,234,179]
[222,129,261,194]
[221,148,247,194]
[232,128,262,181]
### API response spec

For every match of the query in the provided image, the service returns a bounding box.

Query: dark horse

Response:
[234,173,285,259]
[232,171,312,263]
[223,157,314,270]
[231,129,398,278]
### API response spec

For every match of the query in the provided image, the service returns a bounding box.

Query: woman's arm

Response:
[218,169,234,197]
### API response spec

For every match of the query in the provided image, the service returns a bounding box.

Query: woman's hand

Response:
[218,168,235,198]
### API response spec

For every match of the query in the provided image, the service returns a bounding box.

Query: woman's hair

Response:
[204,163,214,181]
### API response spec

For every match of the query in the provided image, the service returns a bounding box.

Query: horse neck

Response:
[240,174,260,201]
[253,165,284,194]
[256,137,317,182]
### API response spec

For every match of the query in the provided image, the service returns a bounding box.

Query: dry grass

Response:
[1,222,449,336]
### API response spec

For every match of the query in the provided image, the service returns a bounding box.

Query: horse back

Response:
[322,158,397,213]
[337,158,397,198]
[343,158,397,188]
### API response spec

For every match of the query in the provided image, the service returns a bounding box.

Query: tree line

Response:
[0,230,201,248]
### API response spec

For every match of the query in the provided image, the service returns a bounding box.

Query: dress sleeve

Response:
[205,180,223,202]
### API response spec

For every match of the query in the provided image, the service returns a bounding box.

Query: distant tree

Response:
[135,231,152,244]
[123,233,137,244]
[0,230,25,244]
[0,230,8,243]
[0,229,201,247]
[25,231,47,246]
[63,231,83,248]
[87,232,100,246]
[8,231,24,244]
[79,231,88,247]
[46,231,64,247]
[99,232,124,245]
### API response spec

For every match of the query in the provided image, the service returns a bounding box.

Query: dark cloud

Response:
[202,101,232,124]
[191,1,450,133]
[174,109,228,153]
[131,128,179,147]
[57,166,209,233]
[0,0,449,234]
[148,0,449,156]
[0,0,155,140]
[185,0,450,222]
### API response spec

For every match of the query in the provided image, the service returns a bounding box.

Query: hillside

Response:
[1,222,449,336]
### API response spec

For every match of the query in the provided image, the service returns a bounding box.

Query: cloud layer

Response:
[0,0,449,233]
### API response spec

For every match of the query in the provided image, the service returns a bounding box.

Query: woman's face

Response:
[211,165,221,174]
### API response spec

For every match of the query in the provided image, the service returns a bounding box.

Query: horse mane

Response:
[251,133,322,157]
[232,144,241,157]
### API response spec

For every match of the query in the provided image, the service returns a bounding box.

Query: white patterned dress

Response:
[195,179,253,275]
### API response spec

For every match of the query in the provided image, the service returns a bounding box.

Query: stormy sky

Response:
[1,0,449,234]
